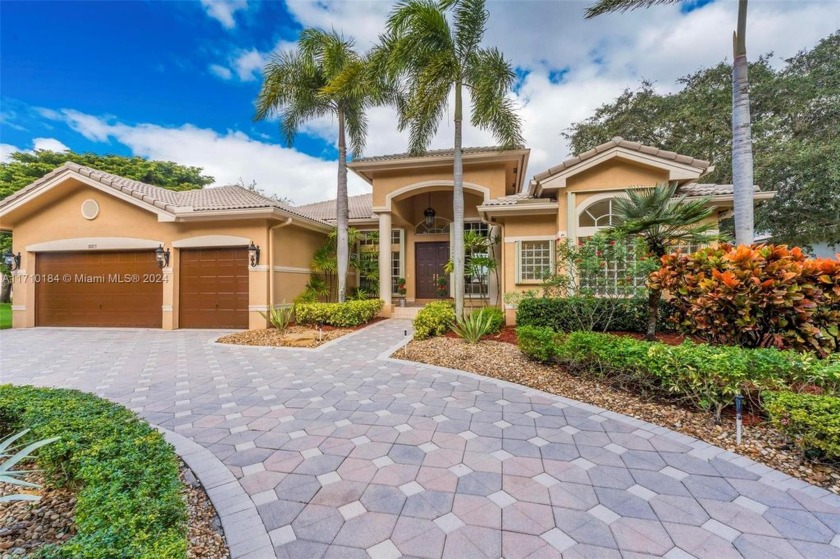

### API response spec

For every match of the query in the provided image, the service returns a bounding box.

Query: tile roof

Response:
[352,146,508,164]
[296,194,375,221]
[0,162,328,224]
[676,183,760,196]
[480,192,539,206]
[533,137,711,182]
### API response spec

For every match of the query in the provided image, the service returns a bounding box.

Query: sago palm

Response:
[611,183,714,340]
[378,0,523,317]
[587,0,755,245]
[255,29,378,303]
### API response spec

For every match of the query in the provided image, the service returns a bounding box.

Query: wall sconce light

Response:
[2,250,21,271]
[155,245,170,269]
[248,241,261,267]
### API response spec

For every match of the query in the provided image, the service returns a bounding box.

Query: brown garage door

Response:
[36,251,163,327]
[179,247,249,329]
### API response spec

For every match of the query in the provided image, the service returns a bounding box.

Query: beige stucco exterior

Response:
[0,175,331,330]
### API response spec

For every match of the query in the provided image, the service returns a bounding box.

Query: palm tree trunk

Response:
[732,0,754,246]
[453,81,465,317]
[646,287,660,341]
[336,109,350,303]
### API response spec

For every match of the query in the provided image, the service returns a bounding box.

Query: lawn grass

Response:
[0,302,10,329]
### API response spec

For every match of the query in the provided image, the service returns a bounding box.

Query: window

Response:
[517,240,554,283]
[464,222,491,296]
[579,198,618,229]
[356,229,404,295]
[416,217,450,235]
[576,237,649,297]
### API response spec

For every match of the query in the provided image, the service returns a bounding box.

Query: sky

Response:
[1,0,837,205]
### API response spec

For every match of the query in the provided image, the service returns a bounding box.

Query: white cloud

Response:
[38,110,368,205]
[32,137,70,152]
[1,144,20,163]
[208,63,233,80]
[200,0,248,30]
[231,49,266,81]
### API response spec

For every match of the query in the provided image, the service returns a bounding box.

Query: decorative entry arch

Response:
[380,180,491,212]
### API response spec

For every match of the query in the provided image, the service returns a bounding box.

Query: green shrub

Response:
[475,306,504,334]
[0,385,187,558]
[452,311,496,344]
[763,391,840,460]
[413,301,456,340]
[516,326,564,363]
[260,303,294,331]
[296,299,384,327]
[520,331,839,422]
[517,297,674,333]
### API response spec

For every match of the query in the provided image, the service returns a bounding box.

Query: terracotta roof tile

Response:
[296,194,374,221]
[352,146,508,164]
[677,183,761,196]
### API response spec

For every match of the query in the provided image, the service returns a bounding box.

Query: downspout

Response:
[268,217,293,309]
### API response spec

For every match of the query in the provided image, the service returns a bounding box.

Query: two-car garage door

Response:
[35,248,249,328]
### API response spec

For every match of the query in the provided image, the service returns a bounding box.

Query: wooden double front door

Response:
[415,242,449,299]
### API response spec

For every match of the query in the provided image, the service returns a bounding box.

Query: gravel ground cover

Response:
[217,325,353,348]
[398,336,840,496]
[0,463,230,559]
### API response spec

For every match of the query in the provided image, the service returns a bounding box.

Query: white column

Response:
[488,224,501,306]
[378,212,392,308]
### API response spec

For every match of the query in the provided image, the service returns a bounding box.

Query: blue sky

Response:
[1,0,837,203]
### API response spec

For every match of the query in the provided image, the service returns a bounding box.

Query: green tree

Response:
[587,0,755,245]
[255,29,387,304]
[0,150,212,199]
[564,33,840,248]
[378,0,523,317]
[611,183,714,340]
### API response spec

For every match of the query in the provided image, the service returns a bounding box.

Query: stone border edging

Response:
[156,426,274,559]
[382,333,840,510]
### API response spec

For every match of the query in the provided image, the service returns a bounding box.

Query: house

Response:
[0,137,774,329]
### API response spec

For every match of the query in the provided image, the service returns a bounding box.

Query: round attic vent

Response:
[81,199,100,220]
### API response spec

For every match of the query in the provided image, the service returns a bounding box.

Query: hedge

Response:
[296,299,384,327]
[763,391,840,460]
[516,329,840,422]
[516,296,674,334]
[0,385,187,559]
[413,301,456,340]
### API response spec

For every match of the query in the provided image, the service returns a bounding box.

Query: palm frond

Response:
[453,0,488,60]
[386,0,455,75]
[343,102,369,157]
[585,0,680,18]
[465,48,524,148]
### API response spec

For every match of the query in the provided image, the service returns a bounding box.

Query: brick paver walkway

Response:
[2,319,839,559]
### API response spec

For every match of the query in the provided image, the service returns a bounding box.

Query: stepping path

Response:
[2,319,839,559]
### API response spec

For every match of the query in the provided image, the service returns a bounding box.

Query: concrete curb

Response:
[156,426,274,559]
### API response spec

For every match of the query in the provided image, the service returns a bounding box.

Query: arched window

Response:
[416,217,450,235]
[578,198,618,229]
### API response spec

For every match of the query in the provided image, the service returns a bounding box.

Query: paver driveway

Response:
[2,319,839,559]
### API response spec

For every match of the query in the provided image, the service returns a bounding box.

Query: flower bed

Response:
[0,385,189,558]
[217,317,384,348]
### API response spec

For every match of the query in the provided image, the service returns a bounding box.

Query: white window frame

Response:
[515,238,555,284]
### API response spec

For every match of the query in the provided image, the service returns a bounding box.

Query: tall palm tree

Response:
[611,183,714,340]
[587,0,754,245]
[378,0,523,317]
[255,29,373,303]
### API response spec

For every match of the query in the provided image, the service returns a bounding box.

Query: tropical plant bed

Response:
[217,318,384,348]
[395,336,840,495]
[0,461,228,559]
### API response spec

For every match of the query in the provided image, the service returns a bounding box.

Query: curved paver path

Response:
[2,319,839,559]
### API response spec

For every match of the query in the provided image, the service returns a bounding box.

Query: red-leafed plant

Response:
[649,244,840,355]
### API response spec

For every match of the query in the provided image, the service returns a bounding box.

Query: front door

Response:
[415,242,450,298]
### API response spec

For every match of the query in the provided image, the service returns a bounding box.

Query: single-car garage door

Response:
[36,251,163,327]
[179,247,249,329]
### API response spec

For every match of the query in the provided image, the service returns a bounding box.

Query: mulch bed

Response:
[0,462,229,559]
[396,336,840,495]
[217,318,385,349]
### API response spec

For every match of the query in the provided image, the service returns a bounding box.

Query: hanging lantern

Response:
[424,192,436,228]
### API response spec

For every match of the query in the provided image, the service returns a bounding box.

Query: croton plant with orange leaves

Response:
[649,244,840,355]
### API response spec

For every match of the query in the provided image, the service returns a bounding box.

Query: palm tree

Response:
[611,183,714,340]
[586,0,754,245]
[378,0,524,317]
[255,29,374,303]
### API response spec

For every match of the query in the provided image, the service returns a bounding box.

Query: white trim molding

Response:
[249,265,269,272]
[162,305,173,312]
[248,305,270,312]
[11,305,25,311]
[26,237,163,252]
[504,235,556,244]
[172,235,250,248]
[378,180,491,212]
[273,265,312,274]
